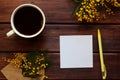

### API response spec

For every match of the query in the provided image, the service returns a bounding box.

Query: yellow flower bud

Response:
[96,0,100,2]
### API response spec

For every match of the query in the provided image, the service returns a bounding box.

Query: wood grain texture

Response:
[0,0,120,23]
[0,53,119,80]
[46,53,120,80]
[0,0,120,80]
[0,24,119,52]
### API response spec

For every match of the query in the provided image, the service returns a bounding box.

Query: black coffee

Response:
[13,6,43,35]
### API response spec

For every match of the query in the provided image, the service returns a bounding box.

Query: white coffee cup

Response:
[7,4,46,38]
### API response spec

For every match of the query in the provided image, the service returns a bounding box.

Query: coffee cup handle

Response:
[6,30,15,37]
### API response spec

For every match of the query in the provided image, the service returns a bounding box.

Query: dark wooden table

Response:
[0,0,120,80]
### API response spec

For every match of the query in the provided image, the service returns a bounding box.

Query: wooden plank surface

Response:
[0,53,119,80]
[0,0,120,80]
[0,24,119,52]
[0,0,120,23]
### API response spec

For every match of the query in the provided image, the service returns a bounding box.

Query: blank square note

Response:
[60,35,93,68]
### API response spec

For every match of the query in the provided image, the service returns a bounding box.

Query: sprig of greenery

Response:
[4,50,49,79]
[72,0,120,22]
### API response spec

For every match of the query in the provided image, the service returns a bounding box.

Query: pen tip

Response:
[98,28,100,31]
[98,29,100,33]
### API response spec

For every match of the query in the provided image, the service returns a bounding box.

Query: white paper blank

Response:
[60,35,93,68]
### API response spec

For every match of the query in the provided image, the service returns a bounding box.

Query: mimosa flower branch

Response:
[73,0,120,22]
[3,50,49,79]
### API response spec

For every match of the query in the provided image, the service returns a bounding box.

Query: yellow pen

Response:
[98,29,107,80]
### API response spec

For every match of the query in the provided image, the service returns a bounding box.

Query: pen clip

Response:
[102,64,107,80]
